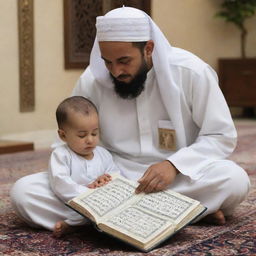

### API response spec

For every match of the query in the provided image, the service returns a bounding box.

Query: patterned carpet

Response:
[0,119,255,255]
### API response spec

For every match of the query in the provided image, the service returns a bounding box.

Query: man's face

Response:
[99,41,150,99]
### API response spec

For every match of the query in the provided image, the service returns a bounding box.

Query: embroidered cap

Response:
[96,7,151,42]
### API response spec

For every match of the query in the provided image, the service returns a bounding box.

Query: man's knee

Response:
[223,160,250,197]
[214,160,251,215]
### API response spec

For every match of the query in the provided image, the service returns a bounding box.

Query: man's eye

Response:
[78,135,86,138]
[104,60,111,65]
[120,59,130,64]
[92,133,98,136]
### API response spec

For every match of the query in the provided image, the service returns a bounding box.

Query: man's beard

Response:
[110,60,149,100]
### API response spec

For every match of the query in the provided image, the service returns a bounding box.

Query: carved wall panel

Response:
[18,0,35,112]
[110,0,151,14]
[64,0,102,69]
[64,0,151,69]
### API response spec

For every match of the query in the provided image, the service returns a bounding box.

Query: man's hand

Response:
[87,174,112,189]
[135,161,179,194]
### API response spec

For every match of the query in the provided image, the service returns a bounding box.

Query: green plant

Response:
[216,0,256,58]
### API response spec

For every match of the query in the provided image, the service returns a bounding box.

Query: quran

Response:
[67,174,206,252]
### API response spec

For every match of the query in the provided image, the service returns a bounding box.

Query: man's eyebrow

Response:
[101,56,131,62]
[117,56,130,61]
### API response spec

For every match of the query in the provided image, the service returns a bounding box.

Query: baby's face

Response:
[61,111,99,159]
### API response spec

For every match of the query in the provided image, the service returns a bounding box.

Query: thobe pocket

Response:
[158,120,176,151]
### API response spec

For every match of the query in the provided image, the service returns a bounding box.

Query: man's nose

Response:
[111,64,123,78]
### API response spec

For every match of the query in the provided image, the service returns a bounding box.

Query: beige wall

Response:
[0,0,82,136]
[0,0,255,146]
[151,0,256,66]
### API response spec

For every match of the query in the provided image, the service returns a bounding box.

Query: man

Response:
[11,7,250,230]
[72,7,250,224]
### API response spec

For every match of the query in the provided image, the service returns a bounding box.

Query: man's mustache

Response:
[116,74,131,80]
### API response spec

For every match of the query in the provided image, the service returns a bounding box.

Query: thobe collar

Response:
[143,67,154,92]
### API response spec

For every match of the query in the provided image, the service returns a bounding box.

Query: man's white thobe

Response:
[72,52,250,216]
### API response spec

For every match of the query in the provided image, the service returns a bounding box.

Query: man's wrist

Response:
[165,160,179,174]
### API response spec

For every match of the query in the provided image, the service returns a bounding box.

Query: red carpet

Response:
[0,120,255,255]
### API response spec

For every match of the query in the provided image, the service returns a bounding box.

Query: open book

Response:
[67,174,206,252]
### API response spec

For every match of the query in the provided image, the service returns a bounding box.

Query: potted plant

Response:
[216,0,256,117]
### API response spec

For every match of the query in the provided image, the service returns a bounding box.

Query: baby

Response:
[49,96,119,237]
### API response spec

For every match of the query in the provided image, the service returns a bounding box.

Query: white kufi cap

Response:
[96,7,150,42]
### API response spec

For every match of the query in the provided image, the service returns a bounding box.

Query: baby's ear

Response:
[58,129,66,142]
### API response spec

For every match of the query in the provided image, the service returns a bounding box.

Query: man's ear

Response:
[144,40,154,58]
[58,129,66,142]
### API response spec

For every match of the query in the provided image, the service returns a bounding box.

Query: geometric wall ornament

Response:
[110,0,151,14]
[18,0,35,112]
[64,0,151,69]
[64,0,103,69]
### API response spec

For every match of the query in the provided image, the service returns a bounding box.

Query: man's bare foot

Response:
[202,210,226,225]
[53,221,73,238]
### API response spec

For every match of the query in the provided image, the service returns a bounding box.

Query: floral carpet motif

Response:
[0,120,255,255]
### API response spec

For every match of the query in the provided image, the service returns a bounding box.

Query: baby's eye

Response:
[78,134,86,138]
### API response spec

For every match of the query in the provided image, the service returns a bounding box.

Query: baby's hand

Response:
[88,174,112,189]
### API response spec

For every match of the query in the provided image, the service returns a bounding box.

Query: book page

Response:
[104,206,171,242]
[135,190,198,221]
[102,189,200,244]
[78,177,137,218]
